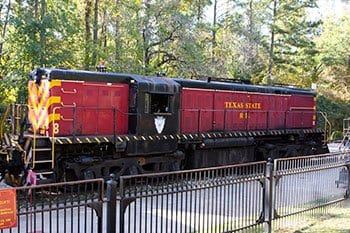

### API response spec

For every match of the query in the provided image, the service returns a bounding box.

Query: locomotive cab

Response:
[129,75,180,135]
[126,75,180,155]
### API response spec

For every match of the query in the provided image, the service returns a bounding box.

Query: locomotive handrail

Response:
[49,105,316,139]
[289,107,315,111]
[60,88,77,94]
[61,102,76,108]
[153,112,172,116]
[180,108,315,134]
[318,111,331,143]
[51,106,60,169]
[60,115,74,121]
[181,108,313,113]
[54,105,134,115]
[49,105,138,140]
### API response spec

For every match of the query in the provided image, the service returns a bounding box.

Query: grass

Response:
[192,201,350,233]
[275,200,350,233]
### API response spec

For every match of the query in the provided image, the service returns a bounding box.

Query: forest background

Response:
[0,0,349,135]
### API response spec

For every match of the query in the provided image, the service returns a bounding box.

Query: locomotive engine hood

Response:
[29,68,181,137]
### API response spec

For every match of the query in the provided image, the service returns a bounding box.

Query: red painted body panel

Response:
[49,80,129,136]
[180,88,315,134]
[181,89,214,133]
[287,94,315,129]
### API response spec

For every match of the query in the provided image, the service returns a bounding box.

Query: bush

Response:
[317,95,350,133]
[330,131,343,141]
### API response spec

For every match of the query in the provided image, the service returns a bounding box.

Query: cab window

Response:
[145,93,172,114]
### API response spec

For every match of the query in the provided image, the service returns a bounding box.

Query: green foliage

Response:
[316,16,350,67]
[8,0,82,71]
[317,95,350,131]
[315,15,350,106]
[330,131,343,141]
[0,77,18,104]
[267,0,321,86]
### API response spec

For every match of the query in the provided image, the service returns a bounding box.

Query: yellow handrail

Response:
[318,111,332,143]
[51,106,60,169]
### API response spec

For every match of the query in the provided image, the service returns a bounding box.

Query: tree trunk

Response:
[39,0,46,66]
[268,0,278,84]
[92,0,99,67]
[212,0,217,63]
[142,0,151,73]
[248,0,254,40]
[84,0,92,69]
[101,3,107,51]
[196,0,202,21]
[114,0,120,63]
[0,2,4,18]
[0,0,11,60]
[34,0,38,19]
[246,0,254,70]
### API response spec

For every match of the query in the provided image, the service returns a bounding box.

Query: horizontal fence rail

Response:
[0,179,104,233]
[274,152,350,175]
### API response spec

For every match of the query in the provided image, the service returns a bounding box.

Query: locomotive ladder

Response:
[26,134,54,177]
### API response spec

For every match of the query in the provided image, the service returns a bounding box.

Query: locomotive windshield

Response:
[145,93,172,114]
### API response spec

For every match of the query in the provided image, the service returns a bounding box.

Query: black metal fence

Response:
[0,179,104,233]
[117,161,266,233]
[111,152,350,233]
[272,152,350,231]
[0,152,349,233]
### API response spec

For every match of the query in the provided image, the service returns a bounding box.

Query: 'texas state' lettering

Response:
[224,102,262,110]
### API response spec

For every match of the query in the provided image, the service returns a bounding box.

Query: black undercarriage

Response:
[1,128,328,185]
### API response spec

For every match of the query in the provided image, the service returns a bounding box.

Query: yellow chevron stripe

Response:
[50,80,62,88]
[46,96,61,108]
[49,113,61,123]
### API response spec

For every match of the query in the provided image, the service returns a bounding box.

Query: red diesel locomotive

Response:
[1,68,329,184]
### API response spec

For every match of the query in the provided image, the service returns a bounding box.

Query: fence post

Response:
[346,160,350,199]
[106,175,117,233]
[264,158,274,233]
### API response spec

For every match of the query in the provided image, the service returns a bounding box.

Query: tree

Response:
[0,0,348,111]
[315,15,350,101]
[265,0,321,86]
[222,0,268,81]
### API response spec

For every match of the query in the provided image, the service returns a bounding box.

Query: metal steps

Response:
[33,148,52,152]
[27,137,54,177]
[33,160,53,164]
